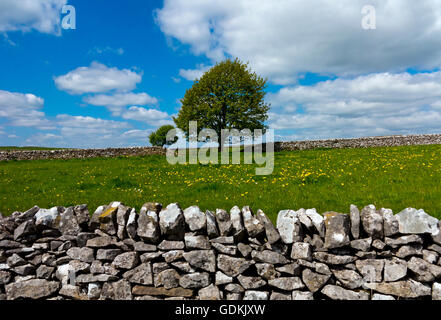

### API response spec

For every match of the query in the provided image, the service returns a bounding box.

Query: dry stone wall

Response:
[1,202,441,300]
[2,134,441,161]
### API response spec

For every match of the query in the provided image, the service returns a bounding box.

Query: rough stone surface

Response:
[323,212,351,249]
[360,205,383,239]
[159,203,185,240]
[395,208,439,236]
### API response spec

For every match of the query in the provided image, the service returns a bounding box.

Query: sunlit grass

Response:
[1,144,441,223]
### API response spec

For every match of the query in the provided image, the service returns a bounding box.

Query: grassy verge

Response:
[1,144,441,222]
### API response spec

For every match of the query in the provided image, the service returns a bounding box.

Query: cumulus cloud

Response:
[0,90,51,128]
[54,62,142,95]
[83,92,159,116]
[179,64,210,81]
[268,71,441,139]
[0,0,66,35]
[156,0,441,84]
[122,106,173,126]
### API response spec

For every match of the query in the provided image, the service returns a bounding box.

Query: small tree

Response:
[174,58,270,145]
[149,125,176,147]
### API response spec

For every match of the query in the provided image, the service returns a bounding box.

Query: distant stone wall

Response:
[0,147,165,161]
[2,134,441,161]
[274,133,441,151]
[1,202,441,300]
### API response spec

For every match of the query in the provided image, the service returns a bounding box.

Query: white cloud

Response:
[0,90,51,128]
[268,71,441,139]
[83,92,159,116]
[54,62,142,95]
[122,106,173,126]
[179,64,210,81]
[156,0,441,84]
[0,0,67,35]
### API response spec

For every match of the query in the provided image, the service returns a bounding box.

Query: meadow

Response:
[1,144,441,222]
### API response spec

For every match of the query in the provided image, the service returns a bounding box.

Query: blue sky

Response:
[1,0,441,148]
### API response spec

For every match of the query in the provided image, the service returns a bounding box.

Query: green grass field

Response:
[1,144,441,222]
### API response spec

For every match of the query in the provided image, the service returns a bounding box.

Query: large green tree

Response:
[174,58,270,144]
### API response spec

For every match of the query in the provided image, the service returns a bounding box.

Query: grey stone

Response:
[364,280,431,298]
[256,209,280,244]
[305,208,325,237]
[199,284,221,300]
[395,244,423,258]
[115,204,131,239]
[215,271,233,285]
[407,256,441,282]
[159,203,185,240]
[302,268,331,293]
[432,282,441,300]
[276,209,302,244]
[133,242,156,252]
[360,205,383,239]
[162,250,184,263]
[172,261,196,273]
[270,292,292,300]
[256,263,280,280]
[14,264,35,276]
[251,250,289,264]
[75,273,118,283]
[242,206,265,238]
[350,205,360,239]
[423,249,439,264]
[126,208,138,240]
[355,259,384,283]
[211,242,236,255]
[210,236,234,244]
[96,249,122,261]
[86,236,117,248]
[36,265,54,280]
[384,235,423,248]
[372,239,386,250]
[137,203,161,243]
[34,207,60,229]
[0,270,11,285]
[179,272,211,289]
[350,238,372,251]
[313,252,357,265]
[292,291,314,300]
[205,210,219,238]
[98,202,119,236]
[184,233,210,249]
[321,285,369,300]
[6,279,60,300]
[73,204,89,227]
[229,206,244,234]
[88,282,101,299]
[396,208,439,236]
[291,242,312,261]
[237,243,252,258]
[157,269,180,289]
[183,205,206,232]
[111,252,139,269]
[14,219,36,241]
[7,253,27,267]
[268,277,305,291]
[238,275,267,289]
[323,212,351,249]
[76,232,96,247]
[332,269,363,289]
[122,262,153,285]
[381,208,399,237]
[372,293,395,300]
[59,207,82,236]
[67,247,94,263]
[243,290,268,300]
[384,258,407,282]
[297,208,313,229]
[276,262,301,276]
[215,209,233,236]
[225,283,245,293]
[217,254,253,277]
[158,240,185,250]
[59,284,87,300]
[183,250,216,272]
[132,285,193,297]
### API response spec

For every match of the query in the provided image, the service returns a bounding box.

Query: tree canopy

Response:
[149,125,176,147]
[174,58,270,143]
